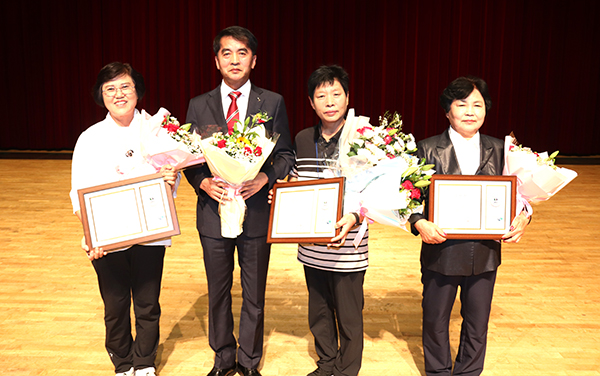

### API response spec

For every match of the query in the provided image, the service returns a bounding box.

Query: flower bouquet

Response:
[139,107,205,170]
[200,112,279,238]
[503,133,577,214]
[339,110,418,175]
[356,156,434,226]
[338,110,434,245]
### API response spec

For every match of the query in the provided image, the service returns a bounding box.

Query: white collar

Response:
[220,79,251,99]
[105,108,141,128]
[448,126,480,148]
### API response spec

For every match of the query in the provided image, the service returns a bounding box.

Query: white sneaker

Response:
[135,367,156,376]
[116,367,134,376]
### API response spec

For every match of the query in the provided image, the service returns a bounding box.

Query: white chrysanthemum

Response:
[365,142,378,153]
[372,147,387,160]
[353,138,365,147]
[367,153,380,165]
[357,148,372,158]
[386,144,395,154]
[394,139,405,151]
[406,140,417,150]
[372,135,384,145]
[396,189,411,209]
[363,128,375,138]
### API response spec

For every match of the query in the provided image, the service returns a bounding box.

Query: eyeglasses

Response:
[102,83,136,97]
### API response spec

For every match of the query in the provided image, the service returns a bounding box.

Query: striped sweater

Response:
[292,123,369,272]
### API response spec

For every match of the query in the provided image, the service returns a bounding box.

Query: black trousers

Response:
[200,234,271,370]
[92,245,165,373]
[421,268,497,376]
[304,266,365,376]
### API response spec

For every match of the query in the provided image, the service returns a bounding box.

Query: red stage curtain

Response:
[1,0,599,155]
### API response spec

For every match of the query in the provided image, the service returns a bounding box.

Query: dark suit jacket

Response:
[408,129,505,276]
[184,84,294,238]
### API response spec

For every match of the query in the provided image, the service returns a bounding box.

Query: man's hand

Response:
[414,219,447,244]
[200,177,232,204]
[240,172,269,200]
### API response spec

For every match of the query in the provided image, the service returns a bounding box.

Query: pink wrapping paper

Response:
[503,135,578,214]
[140,108,204,170]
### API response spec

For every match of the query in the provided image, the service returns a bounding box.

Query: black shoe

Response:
[237,363,262,376]
[207,365,237,376]
[307,368,332,376]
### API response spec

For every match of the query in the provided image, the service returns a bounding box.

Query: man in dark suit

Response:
[184,26,294,376]
[408,76,530,376]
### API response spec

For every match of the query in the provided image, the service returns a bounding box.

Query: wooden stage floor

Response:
[1,160,599,375]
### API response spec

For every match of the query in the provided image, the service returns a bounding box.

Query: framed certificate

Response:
[267,177,345,243]
[78,173,180,252]
[429,175,517,240]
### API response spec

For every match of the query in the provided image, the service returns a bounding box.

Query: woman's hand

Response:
[267,179,289,204]
[81,236,106,260]
[328,213,360,247]
[200,177,232,204]
[414,219,447,244]
[160,164,177,186]
[501,211,529,243]
[240,172,269,200]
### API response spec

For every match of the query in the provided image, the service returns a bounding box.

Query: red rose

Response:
[384,135,392,144]
[357,127,367,135]
[254,146,263,156]
[164,122,179,133]
[386,153,395,159]
[256,118,266,124]
[217,139,227,148]
[401,180,414,190]
[410,188,421,199]
[244,146,253,155]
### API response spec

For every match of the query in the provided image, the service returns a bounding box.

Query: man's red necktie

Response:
[226,91,242,134]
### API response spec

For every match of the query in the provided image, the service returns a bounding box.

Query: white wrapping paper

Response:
[200,128,277,238]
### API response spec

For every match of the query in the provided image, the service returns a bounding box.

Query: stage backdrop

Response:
[1,0,599,155]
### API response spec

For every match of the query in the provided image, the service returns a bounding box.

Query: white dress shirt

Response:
[448,126,481,175]
[220,79,252,122]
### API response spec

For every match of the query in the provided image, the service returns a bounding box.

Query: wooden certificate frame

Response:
[267,177,345,243]
[77,173,180,252]
[429,175,517,240]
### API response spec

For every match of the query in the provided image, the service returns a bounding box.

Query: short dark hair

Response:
[307,65,350,100]
[439,76,492,113]
[213,26,258,56]
[92,62,146,107]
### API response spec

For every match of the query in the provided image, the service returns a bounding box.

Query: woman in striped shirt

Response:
[292,65,368,376]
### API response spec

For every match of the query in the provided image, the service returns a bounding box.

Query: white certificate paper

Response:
[78,173,180,251]
[267,177,344,243]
